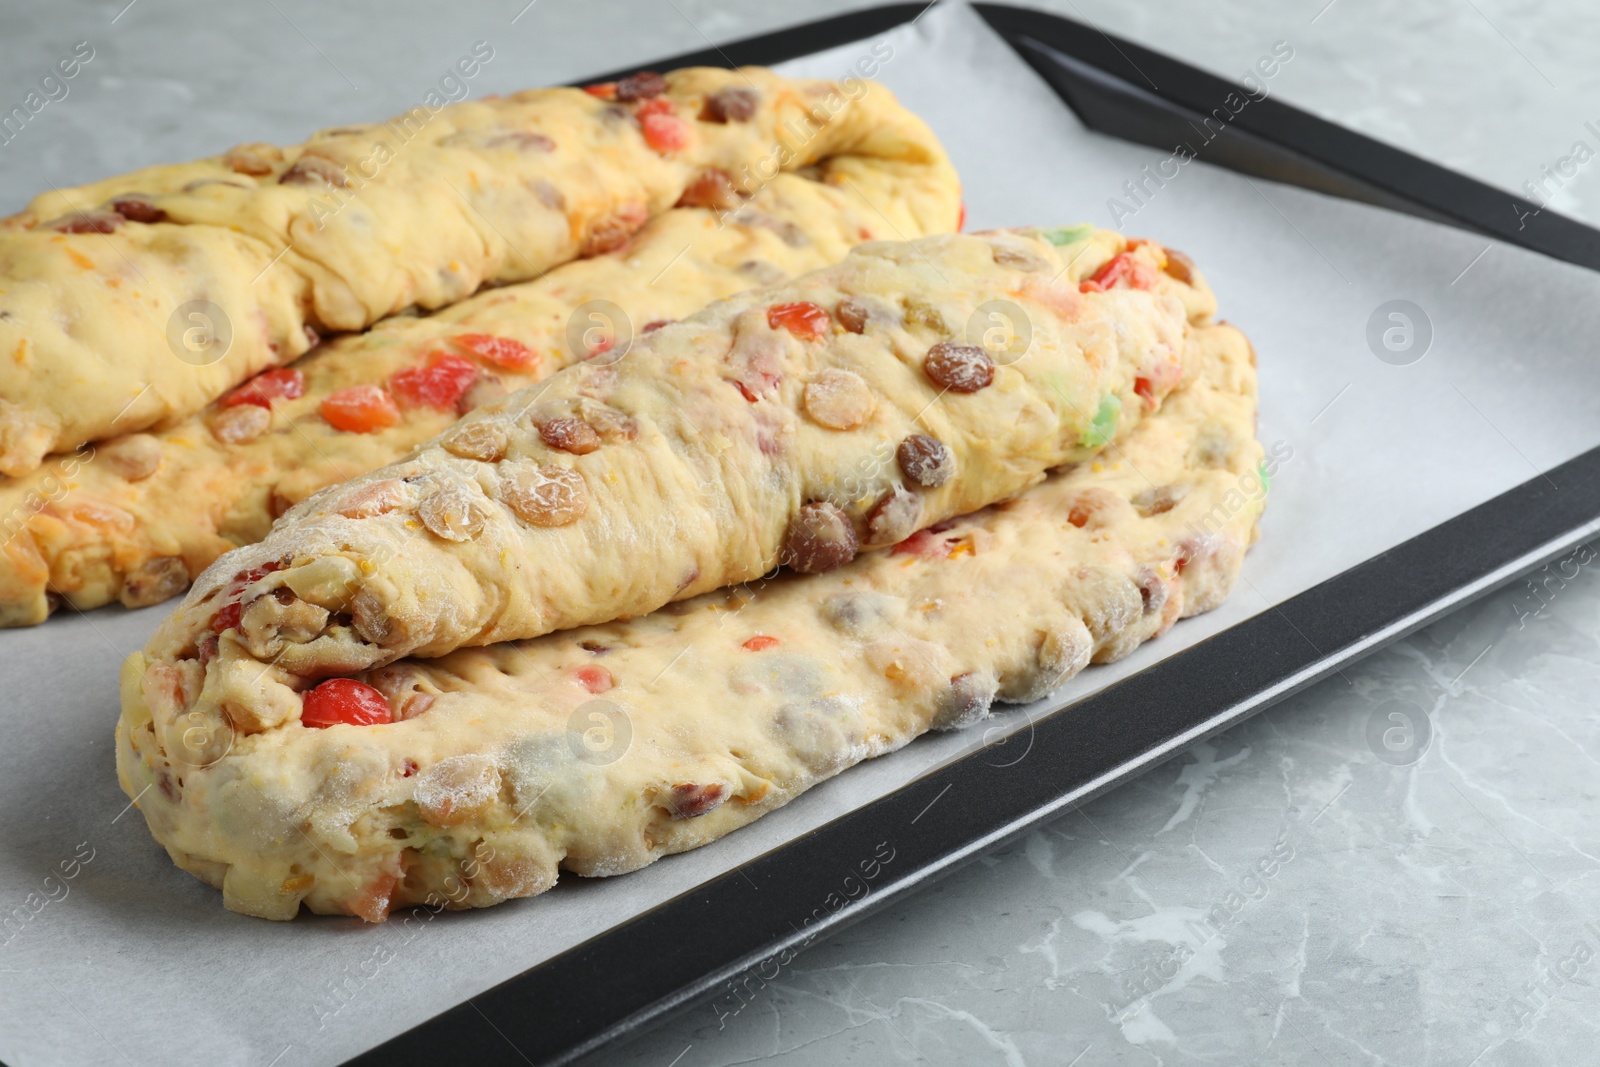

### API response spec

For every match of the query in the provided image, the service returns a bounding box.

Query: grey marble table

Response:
[2,2,1597,1065]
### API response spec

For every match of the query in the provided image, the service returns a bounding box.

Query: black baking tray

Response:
[345,5,1600,1065]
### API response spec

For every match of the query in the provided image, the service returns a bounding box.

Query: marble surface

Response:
[1,2,1597,1065]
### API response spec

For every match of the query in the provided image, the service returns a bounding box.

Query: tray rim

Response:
[323,5,1600,1065]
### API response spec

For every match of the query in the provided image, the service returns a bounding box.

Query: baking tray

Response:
[355,5,1600,1066]
[4,4,1600,1066]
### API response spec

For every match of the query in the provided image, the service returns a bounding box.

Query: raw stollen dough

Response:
[116,319,1264,920]
[139,227,1216,743]
[0,67,956,474]
[0,132,959,627]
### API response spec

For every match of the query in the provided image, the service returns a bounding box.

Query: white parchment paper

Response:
[3,5,1600,1065]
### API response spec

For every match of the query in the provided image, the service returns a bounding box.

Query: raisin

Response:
[110,196,167,224]
[802,368,875,430]
[533,178,566,211]
[782,501,858,573]
[582,207,646,256]
[120,556,189,609]
[1162,248,1196,285]
[539,416,601,455]
[865,488,920,547]
[991,243,1047,272]
[666,783,726,819]
[1132,484,1187,517]
[417,484,488,542]
[897,434,953,487]
[1137,567,1169,615]
[210,403,271,444]
[502,465,588,527]
[903,298,946,333]
[616,71,667,102]
[483,130,556,152]
[51,211,121,234]
[676,169,741,212]
[99,433,163,481]
[441,420,508,462]
[835,298,870,334]
[641,319,674,333]
[923,342,994,393]
[222,142,283,176]
[279,154,348,188]
[702,87,757,123]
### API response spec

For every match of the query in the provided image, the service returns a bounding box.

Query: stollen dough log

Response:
[0,136,959,626]
[0,67,956,474]
[139,227,1217,739]
[117,319,1264,920]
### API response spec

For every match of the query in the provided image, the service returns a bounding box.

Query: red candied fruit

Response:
[1134,376,1155,408]
[452,333,538,370]
[388,353,479,410]
[221,368,305,408]
[1080,252,1158,294]
[741,635,780,652]
[574,664,614,694]
[640,112,692,153]
[583,82,618,99]
[321,385,400,433]
[302,678,393,728]
[766,301,830,341]
[211,562,283,634]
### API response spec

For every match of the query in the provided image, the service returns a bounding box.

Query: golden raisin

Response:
[417,484,488,542]
[441,420,508,462]
[222,142,283,176]
[835,297,870,334]
[539,416,602,455]
[501,465,588,527]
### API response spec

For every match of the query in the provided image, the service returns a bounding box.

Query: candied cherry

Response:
[741,635,780,652]
[766,301,830,341]
[389,353,479,410]
[302,678,393,728]
[221,367,305,408]
[1134,376,1155,408]
[211,562,282,634]
[321,385,400,433]
[452,333,537,370]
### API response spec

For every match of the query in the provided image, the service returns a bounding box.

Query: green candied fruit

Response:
[1082,394,1122,448]
[1038,223,1096,247]
[1258,459,1272,494]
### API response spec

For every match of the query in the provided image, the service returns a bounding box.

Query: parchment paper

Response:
[3,5,1599,1065]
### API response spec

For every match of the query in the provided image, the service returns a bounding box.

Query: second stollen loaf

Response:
[141,226,1215,733]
